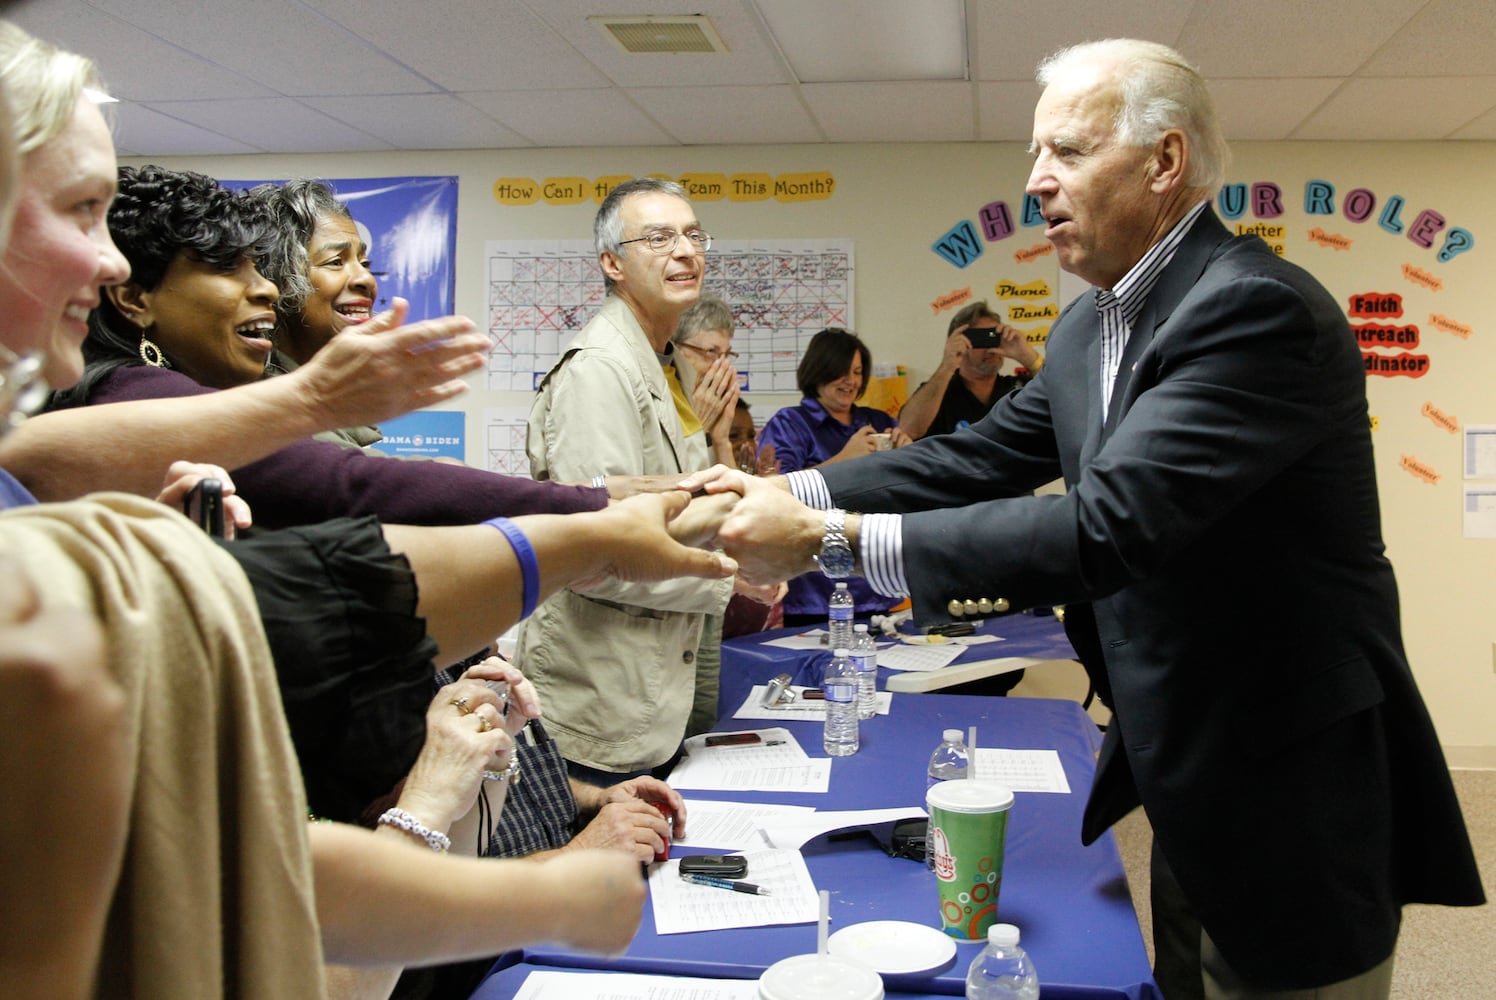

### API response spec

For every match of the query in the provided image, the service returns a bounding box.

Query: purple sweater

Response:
[89,365,608,527]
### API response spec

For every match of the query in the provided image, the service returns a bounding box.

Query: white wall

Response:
[139,139,1496,760]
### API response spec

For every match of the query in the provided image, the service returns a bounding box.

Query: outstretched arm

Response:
[311,824,644,964]
[381,490,738,665]
[9,300,486,501]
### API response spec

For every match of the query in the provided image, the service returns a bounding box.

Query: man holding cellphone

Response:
[897,300,1043,440]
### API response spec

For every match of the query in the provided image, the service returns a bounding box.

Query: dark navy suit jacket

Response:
[820,208,1483,988]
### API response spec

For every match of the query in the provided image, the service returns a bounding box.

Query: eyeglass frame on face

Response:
[617,228,713,254]
[678,341,738,362]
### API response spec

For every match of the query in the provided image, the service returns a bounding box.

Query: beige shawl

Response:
[0,494,324,999]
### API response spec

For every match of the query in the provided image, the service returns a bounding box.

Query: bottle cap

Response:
[988,923,1020,947]
[942,728,963,743]
[833,648,850,657]
[854,623,868,633]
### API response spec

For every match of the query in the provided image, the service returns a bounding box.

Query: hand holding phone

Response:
[183,479,226,539]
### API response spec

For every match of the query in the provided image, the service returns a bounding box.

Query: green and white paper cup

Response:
[925,779,1014,940]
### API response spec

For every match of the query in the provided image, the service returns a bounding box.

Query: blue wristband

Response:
[483,516,540,619]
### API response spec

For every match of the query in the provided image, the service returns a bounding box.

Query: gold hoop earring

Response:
[138,333,168,368]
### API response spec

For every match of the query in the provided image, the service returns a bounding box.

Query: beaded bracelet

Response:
[483,516,540,619]
[377,807,451,853]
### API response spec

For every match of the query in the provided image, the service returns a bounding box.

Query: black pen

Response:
[679,872,772,895]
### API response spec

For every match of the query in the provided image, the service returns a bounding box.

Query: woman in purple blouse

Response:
[758,327,911,623]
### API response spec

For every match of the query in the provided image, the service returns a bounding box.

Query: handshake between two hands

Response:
[664,465,822,589]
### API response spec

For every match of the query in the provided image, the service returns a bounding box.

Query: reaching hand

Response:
[397,676,516,834]
[711,475,824,585]
[459,656,542,738]
[295,297,489,429]
[578,492,738,588]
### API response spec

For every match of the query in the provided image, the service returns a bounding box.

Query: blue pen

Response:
[679,872,772,896]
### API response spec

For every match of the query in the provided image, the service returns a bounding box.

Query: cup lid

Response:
[926,779,1014,813]
[758,953,885,1000]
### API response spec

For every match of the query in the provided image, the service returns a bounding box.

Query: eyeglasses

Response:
[618,229,713,254]
[679,342,739,361]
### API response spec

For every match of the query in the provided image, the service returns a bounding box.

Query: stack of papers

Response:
[667,728,831,793]
[649,849,821,934]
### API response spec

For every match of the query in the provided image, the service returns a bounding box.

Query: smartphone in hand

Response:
[183,478,226,539]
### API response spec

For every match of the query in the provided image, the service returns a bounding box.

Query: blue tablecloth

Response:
[719,612,1078,712]
[496,693,1159,999]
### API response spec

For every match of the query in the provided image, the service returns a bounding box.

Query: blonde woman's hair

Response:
[0,20,104,157]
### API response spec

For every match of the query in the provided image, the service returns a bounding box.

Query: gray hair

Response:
[594,177,688,292]
[673,293,734,346]
[247,178,351,321]
[0,20,104,158]
[947,299,1001,336]
[1037,38,1229,194]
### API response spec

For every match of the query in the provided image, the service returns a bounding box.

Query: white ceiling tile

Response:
[1358,0,1496,77]
[1207,78,1343,141]
[6,1,276,102]
[969,0,1196,82]
[87,0,438,96]
[1178,0,1426,77]
[462,89,677,147]
[110,102,262,157]
[1449,105,1496,141]
[142,98,394,153]
[627,86,823,145]
[1292,78,1496,140]
[308,0,613,92]
[302,93,531,149]
[801,82,975,142]
[976,81,1045,142]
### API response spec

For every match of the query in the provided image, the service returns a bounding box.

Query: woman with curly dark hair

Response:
[46,164,611,528]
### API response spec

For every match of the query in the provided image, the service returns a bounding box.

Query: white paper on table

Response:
[669,730,830,791]
[762,629,829,650]
[733,685,892,721]
[876,643,966,672]
[757,805,927,850]
[513,969,761,1000]
[667,754,832,793]
[971,748,1071,793]
[675,799,817,851]
[649,849,821,935]
[899,633,1002,647]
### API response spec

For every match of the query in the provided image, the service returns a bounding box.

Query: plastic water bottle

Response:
[851,623,878,719]
[965,923,1039,1000]
[822,648,859,756]
[926,729,969,869]
[827,582,854,652]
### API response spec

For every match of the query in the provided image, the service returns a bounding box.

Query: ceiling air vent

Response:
[589,15,729,54]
